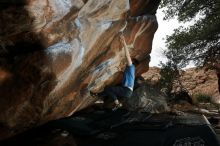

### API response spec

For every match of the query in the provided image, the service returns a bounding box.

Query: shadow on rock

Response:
[0,0,56,140]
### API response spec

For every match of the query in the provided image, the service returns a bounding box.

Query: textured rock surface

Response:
[143,67,220,103]
[0,0,160,139]
[126,86,169,113]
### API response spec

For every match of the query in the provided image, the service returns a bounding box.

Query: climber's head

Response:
[132,58,140,66]
[132,55,151,66]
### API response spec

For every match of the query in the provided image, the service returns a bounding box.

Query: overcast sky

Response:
[150,9,196,68]
[150,9,180,67]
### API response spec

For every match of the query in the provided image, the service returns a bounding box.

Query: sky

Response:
[150,9,180,67]
[150,9,196,68]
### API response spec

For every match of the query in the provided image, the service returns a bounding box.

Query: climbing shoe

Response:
[90,91,99,97]
[112,102,122,111]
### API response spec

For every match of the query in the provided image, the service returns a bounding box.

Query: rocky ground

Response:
[1,108,219,146]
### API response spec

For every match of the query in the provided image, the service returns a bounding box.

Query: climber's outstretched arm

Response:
[120,35,132,66]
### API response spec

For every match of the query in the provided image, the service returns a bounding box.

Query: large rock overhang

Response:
[0,0,160,140]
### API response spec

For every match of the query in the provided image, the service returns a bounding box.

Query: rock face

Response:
[126,86,169,113]
[143,67,220,103]
[0,0,160,139]
[180,68,219,102]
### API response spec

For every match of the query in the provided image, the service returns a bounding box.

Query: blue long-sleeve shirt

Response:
[122,64,135,90]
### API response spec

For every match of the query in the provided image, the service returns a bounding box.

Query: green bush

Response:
[195,93,211,103]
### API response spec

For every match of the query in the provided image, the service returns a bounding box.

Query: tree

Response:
[159,53,193,103]
[159,59,179,97]
[160,0,220,68]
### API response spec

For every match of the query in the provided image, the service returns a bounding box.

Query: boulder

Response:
[125,86,169,113]
[0,0,160,139]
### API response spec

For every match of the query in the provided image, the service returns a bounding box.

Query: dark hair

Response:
[146,55,151,62]
[132,58,140,66]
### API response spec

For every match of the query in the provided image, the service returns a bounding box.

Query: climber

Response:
[90,35,138,111]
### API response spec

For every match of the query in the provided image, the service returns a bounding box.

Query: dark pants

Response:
[99,86,133,101]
